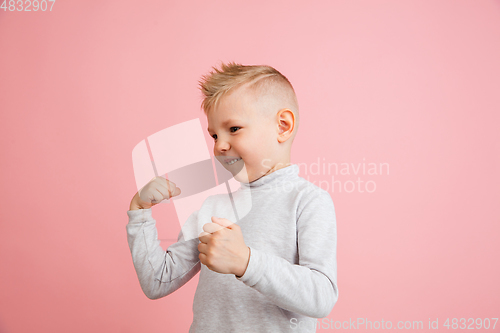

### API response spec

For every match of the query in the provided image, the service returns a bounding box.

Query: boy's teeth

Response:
[227,158,241,165]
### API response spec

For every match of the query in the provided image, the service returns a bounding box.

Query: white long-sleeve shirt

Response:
[126,164,338,332]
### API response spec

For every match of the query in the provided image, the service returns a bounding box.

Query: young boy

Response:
[126,61,338,332]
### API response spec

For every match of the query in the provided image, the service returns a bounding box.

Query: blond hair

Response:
[197,61,299,119]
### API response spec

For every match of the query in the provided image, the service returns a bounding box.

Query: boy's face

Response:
[207,85,279,183]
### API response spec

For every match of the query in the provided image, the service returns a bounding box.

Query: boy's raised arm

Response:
[126,182,201,300]
[235,189,338,318]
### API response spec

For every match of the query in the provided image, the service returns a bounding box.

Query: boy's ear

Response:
[276,109,295,143]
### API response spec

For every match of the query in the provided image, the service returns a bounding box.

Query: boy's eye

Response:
[211,127,239,140]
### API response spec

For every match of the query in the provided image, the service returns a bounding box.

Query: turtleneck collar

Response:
[237,164,300,191]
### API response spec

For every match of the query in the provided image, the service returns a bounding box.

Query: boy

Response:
[126,61,338,332]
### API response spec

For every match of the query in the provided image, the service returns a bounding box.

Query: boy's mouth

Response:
[225,157,242,165]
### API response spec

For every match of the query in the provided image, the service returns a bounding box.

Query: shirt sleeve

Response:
[126,208,201,300]
[235,189,339,318]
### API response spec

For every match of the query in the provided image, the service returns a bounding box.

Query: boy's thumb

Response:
[212,216,234,228]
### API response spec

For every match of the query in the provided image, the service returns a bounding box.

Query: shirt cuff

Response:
[235,246,265,287]
[127,208,153,223]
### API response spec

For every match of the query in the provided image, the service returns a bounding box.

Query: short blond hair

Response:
[197,61,299,119]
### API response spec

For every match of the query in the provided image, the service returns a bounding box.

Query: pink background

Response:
[1,1,499,332]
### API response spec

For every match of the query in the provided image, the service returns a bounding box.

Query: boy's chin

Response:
[231,164,250,183]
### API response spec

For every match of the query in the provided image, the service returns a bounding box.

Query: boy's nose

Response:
[215,140,230,152]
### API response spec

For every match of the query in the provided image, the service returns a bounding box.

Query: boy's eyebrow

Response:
[207,119,239,133]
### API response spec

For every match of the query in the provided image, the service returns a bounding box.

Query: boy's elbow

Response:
[315,303,334,319]
[145,289,166,300]
[145,291,158,300]
[327,285,339,316]
[316,284,339,318]
[140,281,162,300]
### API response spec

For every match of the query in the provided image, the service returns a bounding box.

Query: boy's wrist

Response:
[129,192,153,211]
[235,247,251,278]
[129,202,143,211]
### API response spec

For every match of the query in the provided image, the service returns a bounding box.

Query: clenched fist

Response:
[129,176,181,210]
[198,217,250,277]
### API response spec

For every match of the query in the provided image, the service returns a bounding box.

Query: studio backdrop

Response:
[0,1,499,332]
